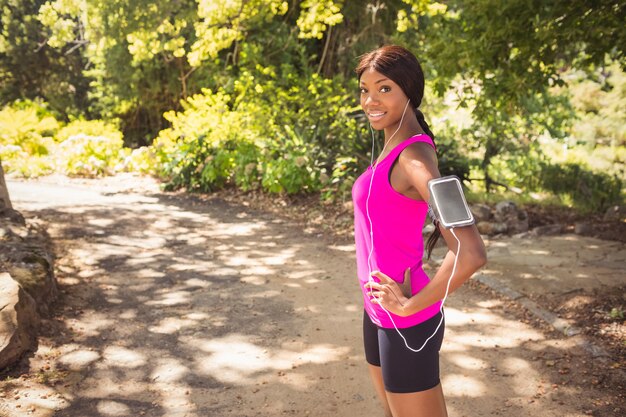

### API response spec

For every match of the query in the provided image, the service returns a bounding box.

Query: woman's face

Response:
[359,68,409,130]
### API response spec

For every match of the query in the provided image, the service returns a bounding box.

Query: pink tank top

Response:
[352,134,441,329]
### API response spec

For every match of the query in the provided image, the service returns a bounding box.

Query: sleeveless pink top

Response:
[352,134,441,328]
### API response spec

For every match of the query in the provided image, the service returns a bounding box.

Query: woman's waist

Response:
[357,261,430,286]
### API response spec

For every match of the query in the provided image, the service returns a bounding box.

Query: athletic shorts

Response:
[363,310,445,393]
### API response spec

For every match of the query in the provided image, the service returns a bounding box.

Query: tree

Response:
[0,160,12,209]
[0,0,90,118]
[393,0,625,190]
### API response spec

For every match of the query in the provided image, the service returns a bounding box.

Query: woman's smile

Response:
[367,110,387,122]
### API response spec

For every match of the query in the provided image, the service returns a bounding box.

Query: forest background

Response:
[1,0,624,214]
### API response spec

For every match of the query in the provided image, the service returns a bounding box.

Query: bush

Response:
[540,162,623,212]
[0,103,133,178]
[123,146,158,175]
[0,101,59,176]
[56,119,123,144]
[54,134,126,176]
[152,64,358,195]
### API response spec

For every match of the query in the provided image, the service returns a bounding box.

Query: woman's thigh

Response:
[378,312,445,393]
[386,383,448,417]
[368,364,392,417]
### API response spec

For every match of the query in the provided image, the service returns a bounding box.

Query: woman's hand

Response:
[364,268,411,317]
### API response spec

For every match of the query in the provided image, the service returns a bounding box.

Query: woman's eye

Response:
[380,86,391,93]
[359,88,367,94]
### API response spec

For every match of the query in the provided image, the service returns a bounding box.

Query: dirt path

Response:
[1,175,622,417]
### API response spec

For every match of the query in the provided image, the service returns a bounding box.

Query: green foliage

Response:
[430,122,471,181]
[152,50,363,195]
[123,146,159,175]
[2,0,625,212]
[55,134,125,177]
[56,119,123,144]
[610,307,624,320]
[0,101,59,177]
[0,0,90,118]
[539,163,623,213]
[297,0,344,39]
[566,62,626,148]
[0,101,129,178]
[0,103,59,155]
[53,119,126,176]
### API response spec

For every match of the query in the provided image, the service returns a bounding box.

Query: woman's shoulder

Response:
[398,138,438,168]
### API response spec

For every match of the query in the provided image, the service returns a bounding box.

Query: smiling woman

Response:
[350,45,487,417]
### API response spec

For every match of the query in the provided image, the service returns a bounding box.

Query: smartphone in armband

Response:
[428,176,475,229]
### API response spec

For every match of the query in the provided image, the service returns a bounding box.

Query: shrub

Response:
[540,162,623,212]
[123,146,159,175]
[0,101,60,176]
[55,119,123,143]
[54,134,125,177]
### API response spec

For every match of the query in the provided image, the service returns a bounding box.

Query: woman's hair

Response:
[356,45,441,258]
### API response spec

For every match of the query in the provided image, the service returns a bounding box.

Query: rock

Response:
[0,212,57,316]
[603,205,626,222]
[531,224,564,236]
[471,203,492,222]
[477,221,508,235]
[7,257,57,316]
[574,222,593,235]
[494,201,529,234]
[0,272,40,370]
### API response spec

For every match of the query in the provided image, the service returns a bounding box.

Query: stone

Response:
[7,258,57,316]
[477,221,508,235]
[494,200,529,234]
[0,215,57,316]
[0,272,40,370]
[470,203,492,222]
[574,222,593,235]
[603,205,626,222]
[531,224,564,236]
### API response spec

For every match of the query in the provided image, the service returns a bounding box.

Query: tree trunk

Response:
[0,159,13,209]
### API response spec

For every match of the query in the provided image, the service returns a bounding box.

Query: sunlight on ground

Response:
[444,307,496,327]
[102,346,147,368]
[58,349,101,369]
[185,334,350,388]
[214,222,267,237]
[96,400,130,416]
[328,244,355,252]
[149,316,199,334]
[71,312,115,337]
[145,290,191,306]
[502,357,537,396]
[446,353,488,371]
[441,374,487,397]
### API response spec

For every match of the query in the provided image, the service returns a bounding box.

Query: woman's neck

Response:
[383,116,424,148]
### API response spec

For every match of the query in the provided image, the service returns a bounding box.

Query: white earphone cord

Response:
[366,99,459,353]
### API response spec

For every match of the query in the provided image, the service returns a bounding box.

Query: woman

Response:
[352,45,487,417]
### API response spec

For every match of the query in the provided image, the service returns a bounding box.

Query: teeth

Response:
[369,112,385,117]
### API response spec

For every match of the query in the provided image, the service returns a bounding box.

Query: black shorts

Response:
[363,310,445,393]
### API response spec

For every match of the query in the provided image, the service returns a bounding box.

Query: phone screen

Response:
[429,177,474,228]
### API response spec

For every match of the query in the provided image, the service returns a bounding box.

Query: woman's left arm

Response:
[366,143,487,316]
[396,224,486,316]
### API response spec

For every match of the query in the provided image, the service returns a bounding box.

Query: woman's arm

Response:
[365,142,487,316]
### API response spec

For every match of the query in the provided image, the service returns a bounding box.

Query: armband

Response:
[427,176,475,229]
